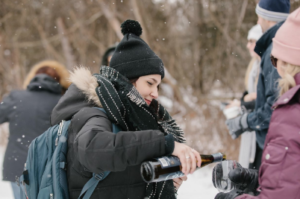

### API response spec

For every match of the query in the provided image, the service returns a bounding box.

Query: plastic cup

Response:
[213,160,239,193]
[223,106,241,120]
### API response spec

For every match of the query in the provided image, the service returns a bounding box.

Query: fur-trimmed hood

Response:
[50,67,101,125]
[69,67,101,107]
[23,60,71,90]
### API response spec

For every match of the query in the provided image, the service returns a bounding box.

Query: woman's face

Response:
[246,39,258,58]
[276,59,287,77]
[133,74,161,105]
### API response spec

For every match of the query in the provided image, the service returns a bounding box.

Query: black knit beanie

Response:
[110,19,165,80]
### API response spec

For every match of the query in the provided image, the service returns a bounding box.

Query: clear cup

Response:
[223,106,241,120]
[213,160,239,193]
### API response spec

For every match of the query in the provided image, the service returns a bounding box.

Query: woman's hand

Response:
[244,92,256,102]
[225,99,241,109]
[172,142,201,175]
[173,175,187,190]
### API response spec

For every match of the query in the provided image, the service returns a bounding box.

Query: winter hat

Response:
[110,19,165,80]
[272,7,300,66]
[255,0,290,22]
[247,24,263,41]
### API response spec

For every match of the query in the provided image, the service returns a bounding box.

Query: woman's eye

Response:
[147,81,153,86]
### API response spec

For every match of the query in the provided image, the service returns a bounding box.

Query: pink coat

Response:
[237,73,300,199]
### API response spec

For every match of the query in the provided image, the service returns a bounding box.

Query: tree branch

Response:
[56,17,76,70]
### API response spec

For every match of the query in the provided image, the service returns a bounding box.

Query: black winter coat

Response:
[51,82,172,199]
[0,74,62,181]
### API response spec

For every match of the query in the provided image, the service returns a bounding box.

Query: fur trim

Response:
[23,60,71,89]
[69,67,102,107]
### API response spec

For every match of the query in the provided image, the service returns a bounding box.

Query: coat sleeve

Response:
[74,114,167,174]
[247,49,280,132]
[0,92,15,124]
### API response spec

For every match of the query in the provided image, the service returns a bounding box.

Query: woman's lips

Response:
[145,99,152,105]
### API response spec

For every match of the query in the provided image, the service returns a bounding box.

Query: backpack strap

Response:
[79,172,110,199]
[78,107,121,199]
[18,174,28,199]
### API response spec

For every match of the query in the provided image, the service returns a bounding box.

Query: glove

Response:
[215,190,244,199]
[228,167,259,195]
[225,113,249,139]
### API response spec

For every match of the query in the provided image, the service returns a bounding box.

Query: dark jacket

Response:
[247,21,284,149]
[50,68,174,199]
[236,73,300,199]
[0,74,62,181]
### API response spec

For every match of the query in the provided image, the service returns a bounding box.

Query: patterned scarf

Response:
[94,66,185,199]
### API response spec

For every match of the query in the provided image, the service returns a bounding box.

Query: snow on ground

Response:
[0,146,218,199]
[0,147,14,199]
[177,166,218,199]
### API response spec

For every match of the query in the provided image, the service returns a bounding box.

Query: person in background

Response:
[225,24,263,169]
[0,60,70,199]
[215,7,300,199]
[225,0,290,169]
[101,43,118,66]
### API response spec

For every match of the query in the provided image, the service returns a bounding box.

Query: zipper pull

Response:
[50,193,53,199]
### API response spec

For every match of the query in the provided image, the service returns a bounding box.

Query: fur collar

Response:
[23,60,71,90]
[69,67,102,107]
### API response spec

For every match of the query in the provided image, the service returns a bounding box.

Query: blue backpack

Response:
[19,108,121,199]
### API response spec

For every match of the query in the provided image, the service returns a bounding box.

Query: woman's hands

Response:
[172,142,201,175]
[226,99,241,109]
[173,175,187,190]
[243,92,256,102]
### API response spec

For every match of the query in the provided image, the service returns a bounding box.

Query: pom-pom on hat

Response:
[110,19,165,80]
[272,7,300,66]
[255,0,290,22]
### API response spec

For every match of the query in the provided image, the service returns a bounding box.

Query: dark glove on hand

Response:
[215,190,244,199]
[229,167,259,195]
[225,113,249,139]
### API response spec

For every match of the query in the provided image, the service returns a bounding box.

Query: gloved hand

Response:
[228,167,259,195]
[212,161,242,190]
[215,190,244,199]
[213,163,259,196]
[225,113,250,139]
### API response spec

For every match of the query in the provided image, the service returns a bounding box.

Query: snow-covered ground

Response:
[0,147,14,199]
[177,166,218,199]
[0,146,218,199]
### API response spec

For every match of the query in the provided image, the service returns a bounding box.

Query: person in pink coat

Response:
[214,6,300,199]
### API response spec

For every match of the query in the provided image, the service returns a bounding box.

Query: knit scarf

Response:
[94,66,185,199]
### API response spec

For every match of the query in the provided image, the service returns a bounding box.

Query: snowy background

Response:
[0,145,218,199]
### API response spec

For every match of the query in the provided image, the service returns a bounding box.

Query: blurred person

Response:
[225,24,263,169]
[214,7,300,199]
[50,20,201,199]
[0,60,70,199]
[225,0,290,169]
[101,43,118,66]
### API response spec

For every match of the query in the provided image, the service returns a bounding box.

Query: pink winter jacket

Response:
[237,73,300,199]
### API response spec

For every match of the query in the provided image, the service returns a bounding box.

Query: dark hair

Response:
[129,78,139,84]
[101,45,118,66]
[35,66,60,82]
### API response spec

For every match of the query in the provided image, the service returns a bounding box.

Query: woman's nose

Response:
[151,88,158,99]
